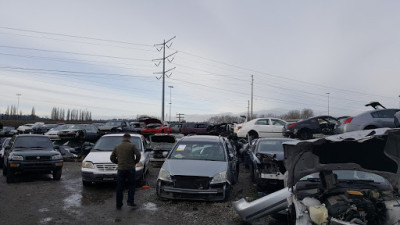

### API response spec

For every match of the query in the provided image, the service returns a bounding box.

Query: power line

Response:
[0,26,153,47]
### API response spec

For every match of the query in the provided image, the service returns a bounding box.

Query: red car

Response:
[141,119,172,136]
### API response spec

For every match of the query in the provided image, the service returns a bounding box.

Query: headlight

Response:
[51,154,63,160]
[82,161,95,169]
[210,171,228,184]
[158,168,172,182]
[10,155,23,161]
[136,161,144,168]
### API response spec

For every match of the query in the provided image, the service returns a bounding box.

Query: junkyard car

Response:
[0,126,18,137]
[147,134,177,165]
[237,118,287,140]
[343,102,400,132]
[141,118,172,136]
[57,124,99,141]
[156,135,239,201]
[31,123,60,134]
[394,111,400,128]
[283,115,339,140]
[2,134,63,183]
[44,124,72,140]
[98,120,133,136]
[81,133,149,186]
[180,122,209,135]
[233,128,400,224]
[248,138,292,190]
[0,137,11,167]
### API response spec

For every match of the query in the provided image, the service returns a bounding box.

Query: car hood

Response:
[144,118,162,125]
[84,150,145,163]
[98,126,118,131]
[163,159,227,177]
[284,128,400,190]
[13,149,59,157]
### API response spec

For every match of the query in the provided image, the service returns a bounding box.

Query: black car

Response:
[57,124,99,141]
[2,134,63,183]
[282,115,339,140]
[248,138,292,191]
[31,124,60,134]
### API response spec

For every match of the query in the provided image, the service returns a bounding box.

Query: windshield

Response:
[169,141,226,161]
[104,121,122,127]
[256,140,287,153]
[13,136,53,150]
[92,136,142,151]
[300,170,389,184]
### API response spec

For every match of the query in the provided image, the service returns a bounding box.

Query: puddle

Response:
[141,202,158,211]
[63,193,82,210]
[40,217,52,224]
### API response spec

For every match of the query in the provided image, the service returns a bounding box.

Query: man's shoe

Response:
[127,203,137,207]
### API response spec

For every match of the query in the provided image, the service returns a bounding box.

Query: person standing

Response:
[110,133,141,209]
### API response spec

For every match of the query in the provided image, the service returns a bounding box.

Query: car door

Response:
[255,119,276,138]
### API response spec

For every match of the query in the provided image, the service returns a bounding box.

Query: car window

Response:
[271,119,286,126]
[13,137,53,150]
[371,109,399,118]
[256,140,286,153]
[255,119,269,125]
[92,136,142,151]
[169,141,225,161]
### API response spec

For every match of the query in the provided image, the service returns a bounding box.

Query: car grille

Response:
[25,156,51,161]
[96,164,117,171]
[173,176,210,189]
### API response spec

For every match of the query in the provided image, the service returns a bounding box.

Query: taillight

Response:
[288,123,298,128]
[344,117,353,124]
[237,126,242,130]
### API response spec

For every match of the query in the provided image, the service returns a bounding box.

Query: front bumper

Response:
[157,180,227,201]
[8,160,63,173]
[81,167,144,183]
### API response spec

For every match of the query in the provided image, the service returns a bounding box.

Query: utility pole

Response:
[168,85,174,122]
[326,93,330,116]
[176,113,184,122]
[251,75,254,120]
[247,100,250,121]
[153,37,177,121]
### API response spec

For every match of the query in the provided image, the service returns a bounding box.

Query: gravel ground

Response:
[0,162,286,225]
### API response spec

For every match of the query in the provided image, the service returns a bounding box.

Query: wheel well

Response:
[248,130,258,136]
[364,125,377,130]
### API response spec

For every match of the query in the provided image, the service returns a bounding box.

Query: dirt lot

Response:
[0,162,286,225]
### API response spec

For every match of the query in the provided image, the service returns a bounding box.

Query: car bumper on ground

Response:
[157,180,227,201]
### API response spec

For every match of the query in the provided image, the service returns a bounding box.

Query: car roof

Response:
[101,133,142,137]
[180,135,222,142]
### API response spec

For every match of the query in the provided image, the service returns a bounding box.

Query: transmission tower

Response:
[153,36,177,121]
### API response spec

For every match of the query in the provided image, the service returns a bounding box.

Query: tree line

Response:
[51,107,92,121]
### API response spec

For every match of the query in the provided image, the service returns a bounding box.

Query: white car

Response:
[81,133,149,186]
[44,124,71,141]
[236,118,287,140]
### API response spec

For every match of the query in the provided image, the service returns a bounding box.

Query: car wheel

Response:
[53,169,62,180]
[297,130,311,140]
[6,166,14,183]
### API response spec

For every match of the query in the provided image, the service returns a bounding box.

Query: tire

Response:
[223,184,231,202]
[53,169,62,180]
[297,130,312,140]
[6,166,14,183]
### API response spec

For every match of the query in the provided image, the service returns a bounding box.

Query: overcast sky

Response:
[0,0,399,121]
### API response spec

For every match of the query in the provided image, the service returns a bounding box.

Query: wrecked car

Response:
[141,118,172,136]
[147,134,177,165]
[233,128,400,224]
[98,120,133,136]
[283,115,339,140]
[156,135,239,201]
[248,138,292,191]
[57,124,99,141]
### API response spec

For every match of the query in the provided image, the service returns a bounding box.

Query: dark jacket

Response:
[110,140,141,170]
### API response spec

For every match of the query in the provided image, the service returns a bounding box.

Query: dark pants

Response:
[116,169,136,207]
